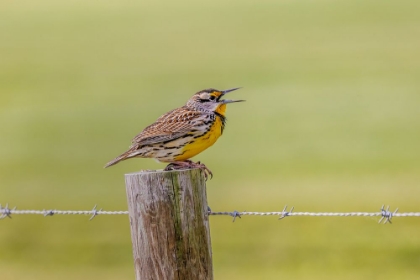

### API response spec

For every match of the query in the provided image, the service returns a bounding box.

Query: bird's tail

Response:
[104,151,133,168]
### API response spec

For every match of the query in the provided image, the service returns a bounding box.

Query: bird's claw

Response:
[195,161,213,180]
[164,160,213,180]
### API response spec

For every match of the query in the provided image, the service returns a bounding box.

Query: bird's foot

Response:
[164,160,213,180]
[194,161,213,180]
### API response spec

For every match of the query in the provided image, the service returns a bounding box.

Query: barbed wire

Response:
[0,204,128,221]
[209,205,420,223]
[2,203,420,224]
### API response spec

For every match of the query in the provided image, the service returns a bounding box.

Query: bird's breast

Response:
[174,116,224,161]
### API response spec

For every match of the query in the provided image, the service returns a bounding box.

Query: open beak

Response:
[218,87,245,104]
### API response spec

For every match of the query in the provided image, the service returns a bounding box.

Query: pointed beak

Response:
[222,87,241,94]
[219,87,245,104]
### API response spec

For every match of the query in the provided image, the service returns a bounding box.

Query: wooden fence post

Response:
[125,168,213,280]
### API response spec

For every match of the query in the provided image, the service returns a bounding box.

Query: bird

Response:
[104,87,244,179]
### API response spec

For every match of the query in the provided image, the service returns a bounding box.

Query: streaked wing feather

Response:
[130,107,203,148]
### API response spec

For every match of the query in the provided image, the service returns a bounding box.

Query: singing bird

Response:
[105,88,244,178]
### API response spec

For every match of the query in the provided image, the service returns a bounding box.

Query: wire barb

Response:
[89,205,103,221]
[279,205,294,220]
[43,209,55,217]
[0,203,16,219]
[230,210,242,222]
[378,205,398,224]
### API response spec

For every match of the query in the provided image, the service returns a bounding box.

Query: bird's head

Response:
[187,87,244,115]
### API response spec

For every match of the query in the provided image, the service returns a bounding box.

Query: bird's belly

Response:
[174,119,223,161]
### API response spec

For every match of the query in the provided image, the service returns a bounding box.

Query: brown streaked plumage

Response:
[105,88,244,179]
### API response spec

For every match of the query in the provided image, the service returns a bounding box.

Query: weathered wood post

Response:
[125,168,213,280]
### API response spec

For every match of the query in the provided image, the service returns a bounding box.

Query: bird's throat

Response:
[215,103,227,116]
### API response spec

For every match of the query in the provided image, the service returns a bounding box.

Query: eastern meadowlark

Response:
[104,88,244,178]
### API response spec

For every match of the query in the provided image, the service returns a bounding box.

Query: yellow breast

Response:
[174,111,225,161]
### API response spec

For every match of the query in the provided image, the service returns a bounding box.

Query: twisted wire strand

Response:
[8,210,129,215]
[1,203,420,223]
[207,205,420,223]
[0,204,128,220]
[208,212,420,217]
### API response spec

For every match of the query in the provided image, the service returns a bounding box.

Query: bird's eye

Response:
[209,95,216,101]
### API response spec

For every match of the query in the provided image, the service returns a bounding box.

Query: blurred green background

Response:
[1,0,420,279]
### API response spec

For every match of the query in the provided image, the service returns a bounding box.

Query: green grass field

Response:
[1,0,420,279]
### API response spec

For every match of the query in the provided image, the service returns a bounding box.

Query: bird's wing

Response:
[130,108,204,148]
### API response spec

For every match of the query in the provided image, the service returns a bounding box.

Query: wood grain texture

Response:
[125,169,213,280]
